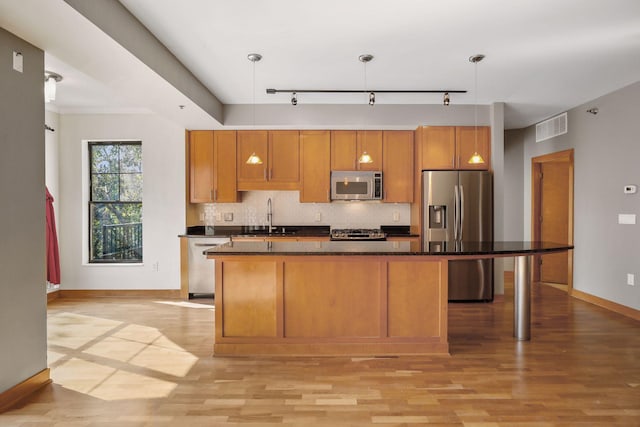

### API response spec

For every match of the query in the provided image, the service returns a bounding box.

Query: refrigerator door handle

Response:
[460,184,465,241]
[453,184,459,240]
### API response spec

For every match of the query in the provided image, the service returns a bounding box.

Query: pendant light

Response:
[358,54,375,164]
[468,54,485,165]
[245,53,263,165]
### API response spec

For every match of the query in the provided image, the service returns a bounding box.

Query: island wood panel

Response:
[387,260,445,338]
[283,260,381,338]
[219,260,278,337]
[212,254,449,355]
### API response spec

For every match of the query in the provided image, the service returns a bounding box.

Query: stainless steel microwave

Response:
[330,171,383,201]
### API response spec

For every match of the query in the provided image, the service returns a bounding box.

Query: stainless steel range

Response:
[330,228,386,241]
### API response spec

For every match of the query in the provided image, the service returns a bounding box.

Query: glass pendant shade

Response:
[245,152,263,165]
[358,151,373,164]
[44,77,56,102]
[468,152,485,164]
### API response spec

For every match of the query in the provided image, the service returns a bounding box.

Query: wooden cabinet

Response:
[330,130,357,170]
[382,130,414,203]
[455,126,491,170]
[331,130,382,171]
[300,130,331,203]
[417,126,456,170]
[189,130,214,203]
[211,254,448,355]
[357,130,383,171]
[237,130,300,190]
[189,130,238,203]
[236,130,268,185]
[417,126,490,170]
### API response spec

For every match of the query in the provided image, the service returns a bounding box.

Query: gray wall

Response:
[515,80,640,310]
[0,28,47,392]
[504,129,525,241]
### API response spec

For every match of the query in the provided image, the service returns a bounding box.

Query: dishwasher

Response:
[187,237,230,298]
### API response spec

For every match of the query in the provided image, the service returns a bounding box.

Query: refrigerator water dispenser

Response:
[428,205,446,229]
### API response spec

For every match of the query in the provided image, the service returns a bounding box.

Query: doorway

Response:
[532,149,574,291]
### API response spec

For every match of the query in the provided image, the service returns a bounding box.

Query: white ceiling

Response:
[2,0,640,129]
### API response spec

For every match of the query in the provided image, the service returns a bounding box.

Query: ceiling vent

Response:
[536,112,567,143]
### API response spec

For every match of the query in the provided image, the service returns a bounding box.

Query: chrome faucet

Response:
[267,197,273,232]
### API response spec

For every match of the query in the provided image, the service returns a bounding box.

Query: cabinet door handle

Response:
[214,189,218,201]
[269,169,273,180]
[264,168,267,180]
[210,189,214,201]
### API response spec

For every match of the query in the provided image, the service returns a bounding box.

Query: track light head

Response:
[369,91,375,106]
[291,92,298,106]
[443,92,450,106]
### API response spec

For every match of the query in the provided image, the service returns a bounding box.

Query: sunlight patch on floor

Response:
[154,300,215,310]
[48,310,198,401]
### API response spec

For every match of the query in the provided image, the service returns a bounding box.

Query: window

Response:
[89,141,142,263]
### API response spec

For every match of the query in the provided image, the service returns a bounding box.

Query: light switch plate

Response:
[618,214,636,225]
[13,51,23,73]
[624,185,637,194]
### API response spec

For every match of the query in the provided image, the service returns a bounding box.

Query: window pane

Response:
[120,144,142,173]
[90,202,142,262]
[91,173,120,201]
[91,145,119,173]
[120,173,143,201]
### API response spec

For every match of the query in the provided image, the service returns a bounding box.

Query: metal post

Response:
[514,255,531,340]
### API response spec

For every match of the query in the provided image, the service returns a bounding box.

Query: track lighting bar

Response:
[266,88,466,94]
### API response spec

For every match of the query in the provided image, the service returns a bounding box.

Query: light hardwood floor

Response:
[2,283,639,426]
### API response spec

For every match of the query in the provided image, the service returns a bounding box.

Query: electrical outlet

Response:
[627,273,635,286]
[224,212,233,221]
[315,212,322,222]
[215,212,222,221]
[153,262,159,272]
[393,211,400,222]
[199,212,205,221]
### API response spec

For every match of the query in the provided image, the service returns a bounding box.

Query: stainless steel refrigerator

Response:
[422,171,493,301]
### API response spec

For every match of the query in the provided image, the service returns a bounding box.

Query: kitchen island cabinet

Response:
[209,241,448,356]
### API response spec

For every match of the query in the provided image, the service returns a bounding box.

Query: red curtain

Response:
[46,187,60,284]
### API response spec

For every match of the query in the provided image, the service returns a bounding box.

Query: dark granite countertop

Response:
[205,241,573,257]
[180,225,418,239]
[180,225,331,238]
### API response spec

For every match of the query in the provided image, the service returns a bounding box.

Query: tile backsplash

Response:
[198,191,410,229]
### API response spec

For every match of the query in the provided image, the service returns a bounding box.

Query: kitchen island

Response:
[206,241,573,356]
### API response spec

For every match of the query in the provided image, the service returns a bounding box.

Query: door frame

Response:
[531,149,574,291]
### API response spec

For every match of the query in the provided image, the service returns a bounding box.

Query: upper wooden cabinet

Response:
[213,131,239,202]
[331,130,383,171]
[455,126,491,170]
[382,130,414,203]
[189,130,238,203]
[330,130,357,170]
[237,130,300,190]
[300,130,331,203]
[417,126,490,170]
